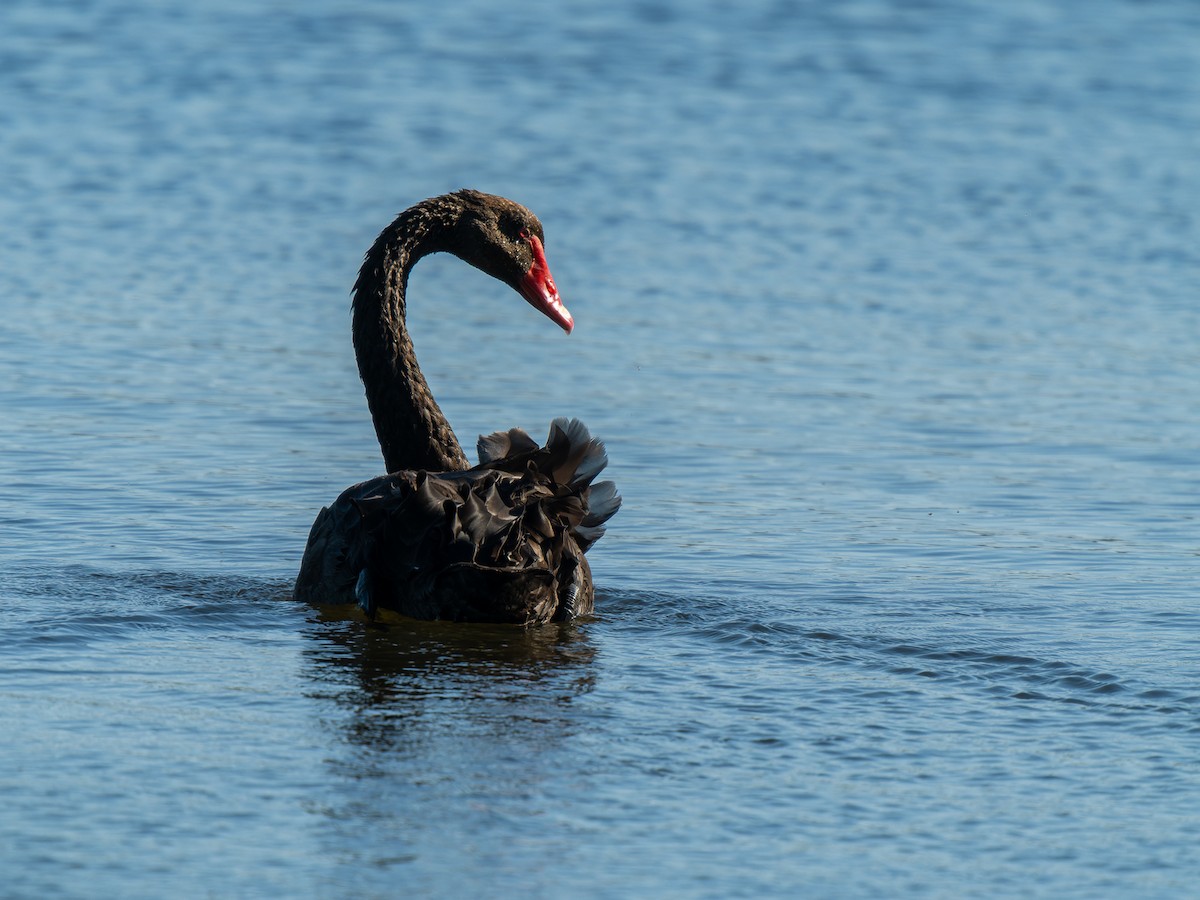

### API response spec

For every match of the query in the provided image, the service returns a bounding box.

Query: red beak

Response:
[518,234,573,334]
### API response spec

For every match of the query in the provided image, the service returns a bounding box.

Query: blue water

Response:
[2,0,1199,896]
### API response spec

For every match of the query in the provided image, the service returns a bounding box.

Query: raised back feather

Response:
[296,417,620,624]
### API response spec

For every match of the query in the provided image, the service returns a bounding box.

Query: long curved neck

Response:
[352,198,471,473]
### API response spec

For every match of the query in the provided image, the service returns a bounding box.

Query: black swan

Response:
[294,190,620,625]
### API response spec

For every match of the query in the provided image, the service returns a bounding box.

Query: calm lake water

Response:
[2,0,1199,896]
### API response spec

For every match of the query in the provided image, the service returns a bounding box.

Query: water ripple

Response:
[598,587,1200,727]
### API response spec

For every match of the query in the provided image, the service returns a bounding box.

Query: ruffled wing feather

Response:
[295,419,620,625]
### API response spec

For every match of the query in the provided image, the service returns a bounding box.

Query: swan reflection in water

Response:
[293,604,605,878]
[300,604,599,754]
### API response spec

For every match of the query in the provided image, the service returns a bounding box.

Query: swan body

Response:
[294,191,619,625]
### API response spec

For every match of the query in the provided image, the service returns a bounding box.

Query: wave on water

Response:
[0,566,298,649]
[4,568,1195,730]
[597,587,1200,730]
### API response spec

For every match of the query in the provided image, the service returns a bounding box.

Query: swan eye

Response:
[517,227,531,242]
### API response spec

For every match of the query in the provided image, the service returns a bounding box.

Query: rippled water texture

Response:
[2,1,1198,896]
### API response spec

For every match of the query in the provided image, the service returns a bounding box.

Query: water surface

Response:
[1,1,1198,896]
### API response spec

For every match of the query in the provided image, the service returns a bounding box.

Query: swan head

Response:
[450,190,574,334]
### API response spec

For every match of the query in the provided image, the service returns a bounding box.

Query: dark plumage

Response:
[294,191,619,625]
